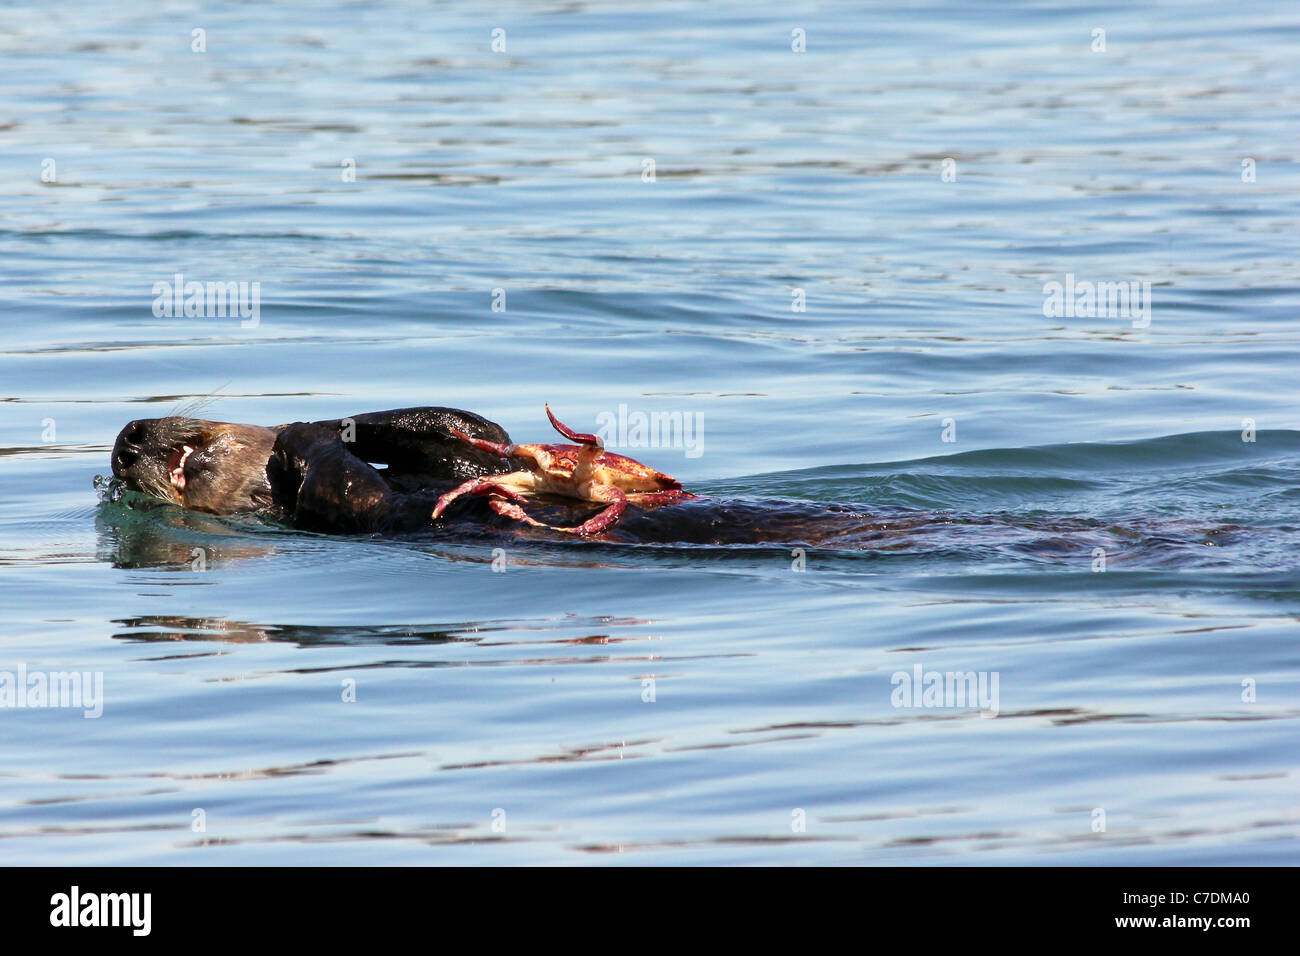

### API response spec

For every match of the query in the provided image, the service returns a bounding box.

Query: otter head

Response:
[111,417,279,515]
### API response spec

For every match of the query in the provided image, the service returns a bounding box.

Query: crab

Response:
[431,405,693,534]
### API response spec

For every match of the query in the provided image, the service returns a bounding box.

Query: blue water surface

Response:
[1,0,1298,864]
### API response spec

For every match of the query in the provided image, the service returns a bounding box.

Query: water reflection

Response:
[109,614,653,649]
[94,499,285,569]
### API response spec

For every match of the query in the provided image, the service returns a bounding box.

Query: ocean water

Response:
[1,0,1298,864]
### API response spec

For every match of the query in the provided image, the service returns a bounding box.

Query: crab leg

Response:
[449,429,517,459]
[545,405,603,448]
[485,496,547,527]
[432,475,533,521]
[502,486,627,535]
[568,488,626,534]
[488,486,628,535]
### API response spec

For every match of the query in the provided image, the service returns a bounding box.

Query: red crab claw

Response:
[545,405,602,449]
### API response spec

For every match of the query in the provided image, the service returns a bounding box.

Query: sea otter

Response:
[108,408,1248,559]
[108,405,897,544]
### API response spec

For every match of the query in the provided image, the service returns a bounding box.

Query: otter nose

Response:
[112,420,147,475]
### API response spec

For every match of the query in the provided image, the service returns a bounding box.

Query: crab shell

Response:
[505,442,684,500]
